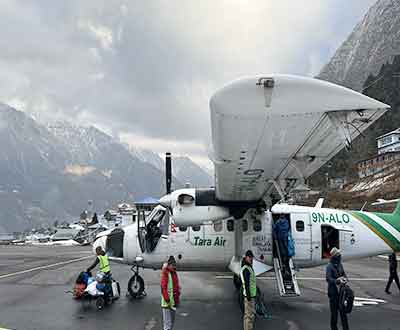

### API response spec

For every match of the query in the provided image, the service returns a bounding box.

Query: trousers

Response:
[385,271,400,292]
[244,298,255,330]
[162,307,176,330]
[329,297,349,330]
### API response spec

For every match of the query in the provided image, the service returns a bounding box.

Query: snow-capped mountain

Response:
[129,147,213,188]
[0,104,212,232]
[318,0,400,91]
[0,105,177,231]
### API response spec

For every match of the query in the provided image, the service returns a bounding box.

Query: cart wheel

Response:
[128,274,145,298]
[96,297,105,310]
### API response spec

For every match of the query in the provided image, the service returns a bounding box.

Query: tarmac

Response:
[0,245,399,330]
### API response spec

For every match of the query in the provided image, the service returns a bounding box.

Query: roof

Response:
[135,197,159,204]
[377,128,400,139]
[52,228,80,239]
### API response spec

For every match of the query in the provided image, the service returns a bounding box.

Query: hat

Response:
[245,250,254,258]
[330,247,341,257]
[167,255,177,265]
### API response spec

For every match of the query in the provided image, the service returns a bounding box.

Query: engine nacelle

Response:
[172,204,230,226]
[159,188,231,226]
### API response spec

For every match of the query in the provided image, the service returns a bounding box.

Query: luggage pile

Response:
[71,271,120,310]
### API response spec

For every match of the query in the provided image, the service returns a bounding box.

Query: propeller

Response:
[159,152,173,209]
[165,152,172,194]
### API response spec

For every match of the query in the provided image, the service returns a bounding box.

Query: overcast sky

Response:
[0,0,378,169]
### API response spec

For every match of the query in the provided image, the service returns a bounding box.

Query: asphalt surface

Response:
[0,245,399,330]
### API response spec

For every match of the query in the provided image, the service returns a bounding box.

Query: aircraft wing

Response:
[210,75,390,202]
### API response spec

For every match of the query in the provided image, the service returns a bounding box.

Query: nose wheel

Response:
[127,264,146,299]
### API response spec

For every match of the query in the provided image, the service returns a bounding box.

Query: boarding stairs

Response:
[273,240,301,297]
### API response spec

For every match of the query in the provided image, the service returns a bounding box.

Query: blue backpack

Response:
[287,233,295,257]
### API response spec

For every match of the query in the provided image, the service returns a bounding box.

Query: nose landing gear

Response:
[127,264,146,299]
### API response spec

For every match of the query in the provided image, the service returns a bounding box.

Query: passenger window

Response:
[179,225,187,232]
[253,219,262,232]
[242,219,248,232]
[192,225,201,232]
[213,220,223,232]
[296,221,305,232]
[227,219,235,232]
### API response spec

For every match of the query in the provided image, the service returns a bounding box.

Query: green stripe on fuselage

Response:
[373,212,400,233]
[350,211,400,251]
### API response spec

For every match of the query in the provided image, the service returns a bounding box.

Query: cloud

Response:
[0,0,378,167]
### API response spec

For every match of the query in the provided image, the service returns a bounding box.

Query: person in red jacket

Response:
[161,256,180,330]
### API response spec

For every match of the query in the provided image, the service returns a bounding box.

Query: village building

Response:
[357,128,400,178]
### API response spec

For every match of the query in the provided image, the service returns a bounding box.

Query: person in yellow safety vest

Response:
[87,246,111,275]
[161,256,180,330]
[240,250,257,330]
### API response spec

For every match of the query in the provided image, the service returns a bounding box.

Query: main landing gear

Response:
[127,263,146,299]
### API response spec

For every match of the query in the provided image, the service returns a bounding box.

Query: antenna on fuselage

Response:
[166,152,172,194]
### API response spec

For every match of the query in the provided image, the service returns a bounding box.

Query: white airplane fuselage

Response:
[94,203,397,272]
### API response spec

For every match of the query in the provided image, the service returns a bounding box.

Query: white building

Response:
[377,128,400,154]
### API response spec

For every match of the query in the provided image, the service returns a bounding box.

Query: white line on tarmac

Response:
[215,275,387,281]
[355,297,386,303]
[0,255,92,280]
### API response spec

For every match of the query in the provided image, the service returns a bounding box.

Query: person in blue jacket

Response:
[273,214,290,272]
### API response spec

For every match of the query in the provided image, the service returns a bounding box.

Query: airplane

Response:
[93,74,397,301]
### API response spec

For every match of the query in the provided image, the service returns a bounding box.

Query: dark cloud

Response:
[0,0,378,165]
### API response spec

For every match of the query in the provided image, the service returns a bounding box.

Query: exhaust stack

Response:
[165,152,172,194]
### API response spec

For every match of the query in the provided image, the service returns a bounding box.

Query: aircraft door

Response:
[290,213,312,261]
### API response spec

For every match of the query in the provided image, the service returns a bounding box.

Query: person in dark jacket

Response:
[326,247,349,330]
[385,252,400,294]
[273,214,290,274]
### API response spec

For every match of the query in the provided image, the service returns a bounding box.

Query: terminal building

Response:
[357,128,400,178]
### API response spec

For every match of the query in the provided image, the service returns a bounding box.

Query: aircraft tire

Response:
[128,274,145,298]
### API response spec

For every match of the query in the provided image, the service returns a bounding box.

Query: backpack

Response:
[73,283,86,298]
[287,233,295,258]
[339,284,354,314]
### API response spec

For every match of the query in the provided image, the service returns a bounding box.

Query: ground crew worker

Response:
[326,247,349,330]
[87,246,110,275]
[240,250,256,330]
[161,256,180,330]
[385,252,400,294]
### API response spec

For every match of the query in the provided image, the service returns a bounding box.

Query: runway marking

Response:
[0,255,92,280]
[354,297,386,307]
[215,275,387,281]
